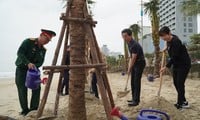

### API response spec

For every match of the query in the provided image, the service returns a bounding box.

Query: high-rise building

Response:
[101,45,110,56]
[159,0,198,43]
[139,26,153,53]
[139,26,152,38]
[139,26,165,54]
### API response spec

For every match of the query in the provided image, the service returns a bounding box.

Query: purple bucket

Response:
[25,68,41,90]
[137,109,170,120]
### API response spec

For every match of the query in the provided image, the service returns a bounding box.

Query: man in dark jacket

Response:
[15,29,56,115]
[159,26,191,110]
[122,29,146,106]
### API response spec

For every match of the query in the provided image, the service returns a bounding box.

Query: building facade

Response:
[140,33,165,54]
[101,45,110,56]
[159,0,198,43]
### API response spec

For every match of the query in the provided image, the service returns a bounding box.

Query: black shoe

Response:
[181,101,190,108]
[20,109,30,116]
[127,100,133,102]
[95,95,99,99]
[30,107,38,111]
[174,103,178,107]
[174,103,183,110]
[128,101,139,106]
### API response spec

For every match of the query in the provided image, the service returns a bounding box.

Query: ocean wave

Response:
[0,72,15,79]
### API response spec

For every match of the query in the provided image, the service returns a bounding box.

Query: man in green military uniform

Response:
[15,29,56,116]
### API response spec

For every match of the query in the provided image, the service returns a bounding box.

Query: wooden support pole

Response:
[85,25,113,120]
[43,63,106,70]
[102,74,115,108]
[90,25,115,108]
[36,20,67,119]
[82,4,114,119]
[43,69,62,75]
[54,25,70,116]
[37,0,74,116]
[83,5,115,109]
[94,39,115,108]
[96,69,113,120]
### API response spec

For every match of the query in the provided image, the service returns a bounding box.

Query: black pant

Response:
[131,61,146,103]
[91,73,99,98]
[15,68,41,112]
[172,67,190,105]
[61,70,69,94]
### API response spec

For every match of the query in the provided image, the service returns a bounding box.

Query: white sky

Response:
[0,0,199,72]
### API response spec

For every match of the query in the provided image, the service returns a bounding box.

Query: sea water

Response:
[0,72,15,79]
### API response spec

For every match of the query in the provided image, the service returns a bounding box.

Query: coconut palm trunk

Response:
[68,0,87,119]
[144,0,161,76]
[151,14,160,76]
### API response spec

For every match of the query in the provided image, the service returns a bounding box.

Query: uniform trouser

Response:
[172,67,190,105]
[131,61,146,103]
[61,70,69,94]
[15,67,41,112]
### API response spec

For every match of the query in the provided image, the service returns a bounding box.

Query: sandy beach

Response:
[0,73,200,120]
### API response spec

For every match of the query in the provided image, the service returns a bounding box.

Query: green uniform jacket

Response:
[15,38,46,69]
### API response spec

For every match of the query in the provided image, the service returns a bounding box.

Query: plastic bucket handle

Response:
[140,109,170,120]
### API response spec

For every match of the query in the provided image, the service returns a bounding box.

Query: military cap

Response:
[41,29,56,40]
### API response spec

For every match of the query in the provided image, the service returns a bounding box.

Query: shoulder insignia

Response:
[29,38,37,41]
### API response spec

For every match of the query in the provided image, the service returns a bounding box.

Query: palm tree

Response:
[144,0,160,76]
[68,0,87,119]
[129,24,141,42]
[188,34,200,60]
[181,0,200,16]
[87,0,95,4]
[87,0,96,15]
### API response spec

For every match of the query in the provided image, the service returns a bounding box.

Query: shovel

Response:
[157,51,166,96]
[124,74,130,91]
[117,74,130,98]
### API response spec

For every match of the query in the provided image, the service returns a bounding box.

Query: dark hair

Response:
[159,26,171,36]
[121,29,132,36]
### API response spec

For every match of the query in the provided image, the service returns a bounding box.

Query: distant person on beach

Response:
[89,68,99,98]
[159,26,191,110]
[61,46,70,96]
[121,29,146,106]
[15,29,56,116]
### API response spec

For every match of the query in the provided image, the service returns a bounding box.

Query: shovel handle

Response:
[157,51,166,96]
[124,74,130,91]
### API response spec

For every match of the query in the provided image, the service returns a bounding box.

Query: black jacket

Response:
[166,35,191,69]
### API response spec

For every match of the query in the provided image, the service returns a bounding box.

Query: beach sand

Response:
[0,73,200,120]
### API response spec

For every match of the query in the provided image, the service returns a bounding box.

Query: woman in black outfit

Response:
[159,26,191,110]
